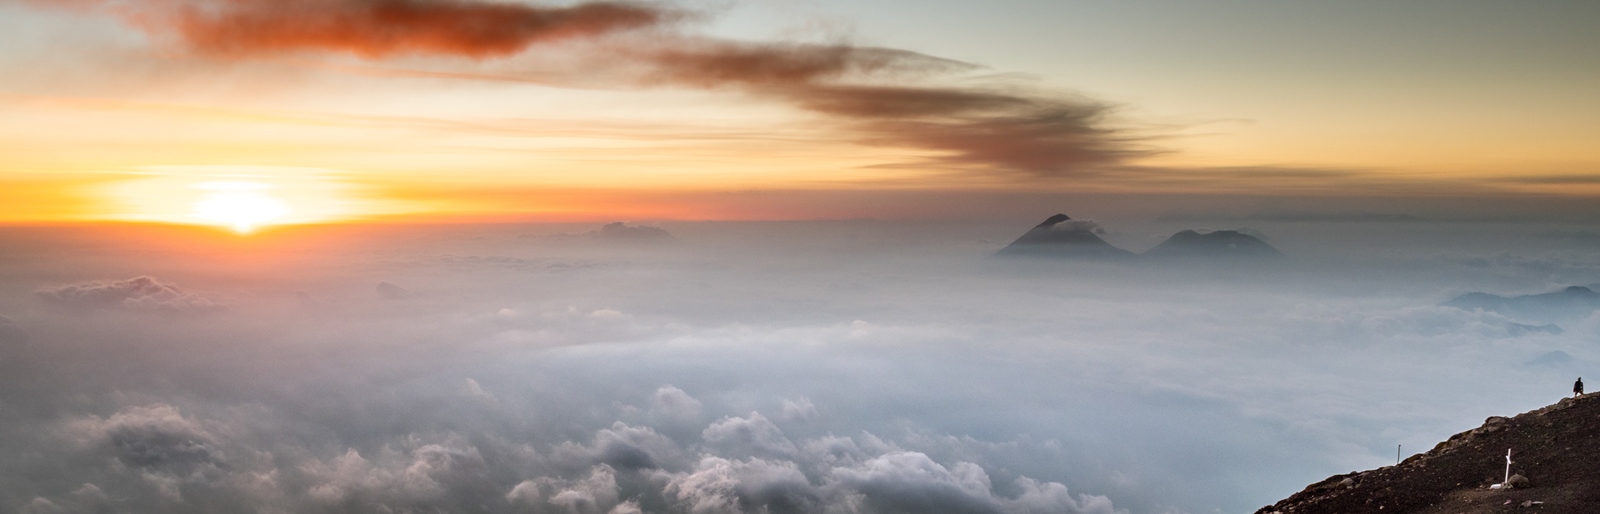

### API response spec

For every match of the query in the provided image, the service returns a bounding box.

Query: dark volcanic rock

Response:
[1143,229,1284,260]
[996,214,1133,259]
[1257,394,1600,514]
[1444,286,1600,324]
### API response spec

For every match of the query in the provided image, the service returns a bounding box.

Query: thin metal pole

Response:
[1396,444,1401,465]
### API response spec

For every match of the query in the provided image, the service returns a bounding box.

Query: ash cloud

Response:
[629,40,1143,175]
[45,0,671,58]
[788,84,1136,174]
[17,0,1148,177]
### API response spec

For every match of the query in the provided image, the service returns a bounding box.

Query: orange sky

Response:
[2,0,1598,229]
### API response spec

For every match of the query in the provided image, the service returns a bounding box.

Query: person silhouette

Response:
[1577,377,1585,398]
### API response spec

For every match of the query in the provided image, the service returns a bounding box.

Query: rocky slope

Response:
[1257,393,1600,514]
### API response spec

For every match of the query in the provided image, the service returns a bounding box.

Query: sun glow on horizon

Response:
[189,181,290,233]
[95,166,416,232]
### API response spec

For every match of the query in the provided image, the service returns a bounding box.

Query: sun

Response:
[102,166,407,231]
[190,181,291,233]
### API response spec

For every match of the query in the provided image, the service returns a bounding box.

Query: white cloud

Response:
[301,438,488,508]
[1006,477,1120,514]
[1051,219,1107,234]
[702,412,799,458]
[464,378,496,401]
[548,465,622,514]
[664,456,816,514]
[508,465,622,514]
[548,422,685,474]
[65,404,219,472]
[651,385,704,422]
[779,397,818,422]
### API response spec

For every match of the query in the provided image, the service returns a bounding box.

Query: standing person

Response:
[1577,377,1585,398]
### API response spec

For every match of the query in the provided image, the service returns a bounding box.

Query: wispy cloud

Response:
[625,39,1149,176]
[17,0,1151,179]
[1492,174,1600,185]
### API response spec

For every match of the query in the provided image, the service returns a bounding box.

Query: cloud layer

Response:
[1,220,1598,513]
[26,397,1114,514]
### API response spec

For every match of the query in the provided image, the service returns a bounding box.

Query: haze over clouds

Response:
[1,219,1597,513]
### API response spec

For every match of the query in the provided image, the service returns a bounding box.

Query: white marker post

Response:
[1504,449,1513,484]
[1490,449,1514,490]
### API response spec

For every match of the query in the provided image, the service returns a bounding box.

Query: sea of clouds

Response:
[1,219,1597,514]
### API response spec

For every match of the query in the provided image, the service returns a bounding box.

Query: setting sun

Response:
[94,165,408,231]
[190,181,290,233]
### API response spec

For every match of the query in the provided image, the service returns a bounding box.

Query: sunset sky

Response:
[7,3,1600,514]
[3,0,1598,228]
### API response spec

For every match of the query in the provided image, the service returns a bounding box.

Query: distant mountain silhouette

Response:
[591,222,673,242]
[995,214,1133,259]
[996,214,1286,263]
[1444,286,1600,324]
[1143,229,1284,259]
[540,222,675,243]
